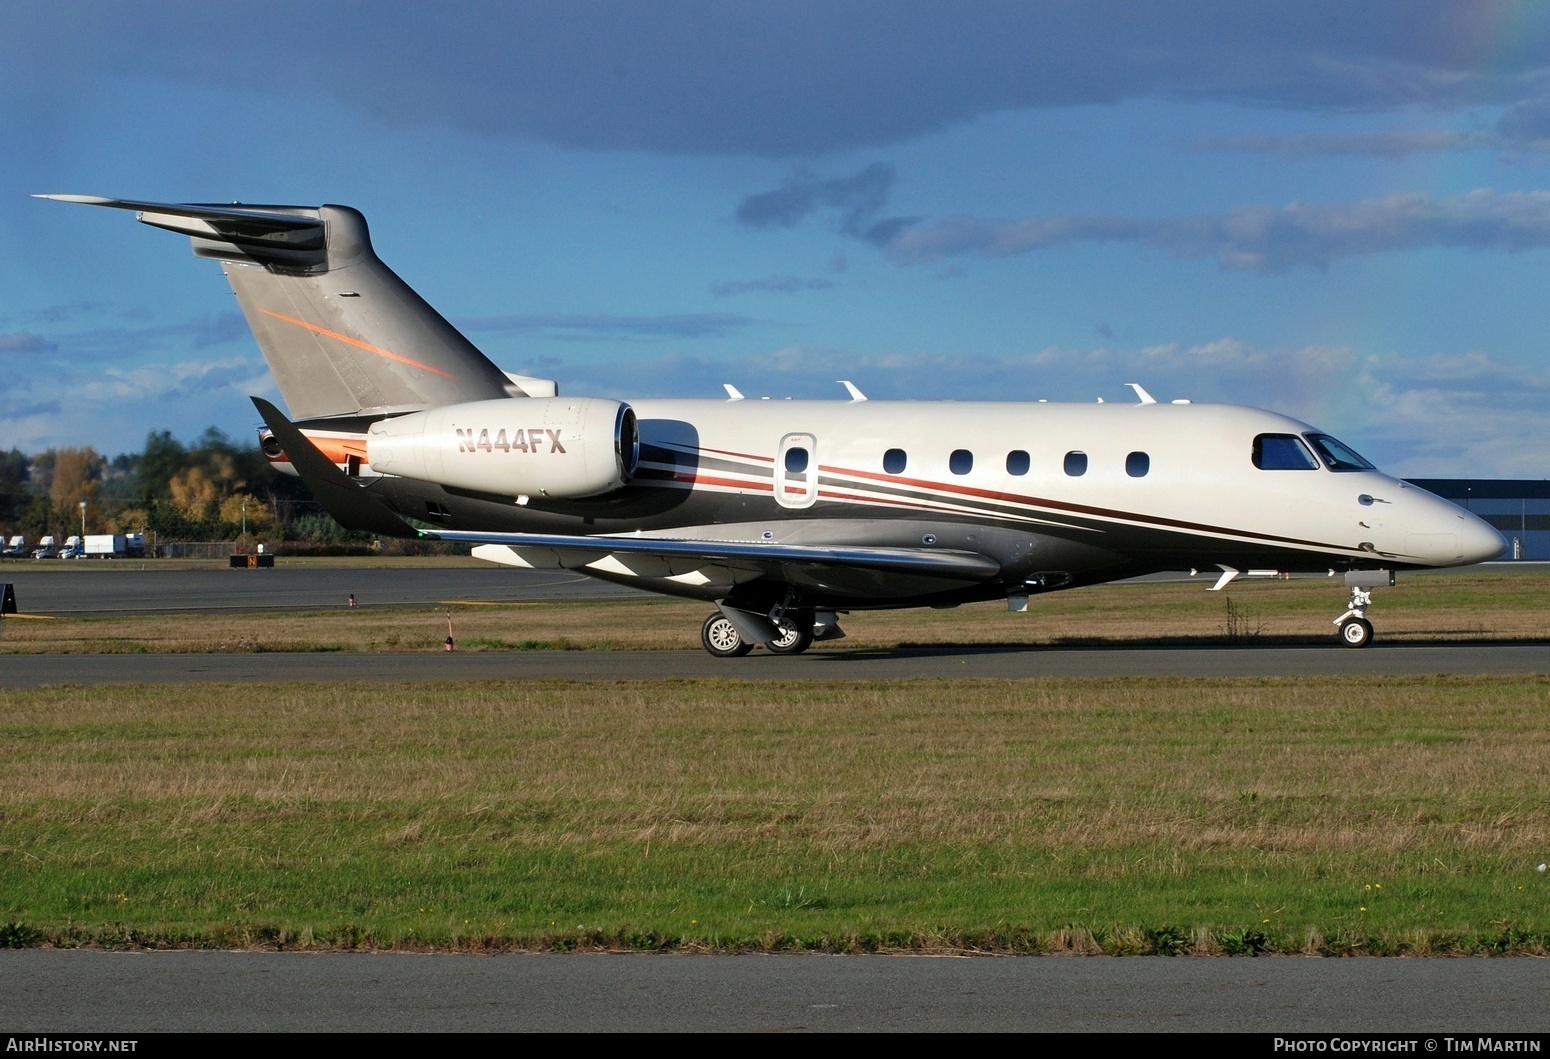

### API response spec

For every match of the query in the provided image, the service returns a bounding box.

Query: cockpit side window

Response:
[1253,433,1319,470]
[1304,433,1375,472]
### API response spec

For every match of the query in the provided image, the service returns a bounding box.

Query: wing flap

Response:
[438,528,1002,583]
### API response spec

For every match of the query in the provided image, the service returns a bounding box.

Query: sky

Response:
[3,0,1550,477]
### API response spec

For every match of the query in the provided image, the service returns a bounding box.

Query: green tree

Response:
[135,431,186,502]
[0,448,29,525]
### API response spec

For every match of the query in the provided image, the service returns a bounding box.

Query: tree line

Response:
[0,428,353,544]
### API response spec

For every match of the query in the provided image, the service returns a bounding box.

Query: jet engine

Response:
[366,397,638,499]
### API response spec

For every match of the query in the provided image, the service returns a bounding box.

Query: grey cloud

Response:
[736,164,917,246]
[0,333,57,354]
[709,276,835,298]
[30,313,250,362]
[1192,93,1550,158]
[459,313,755,341]
[0,398,61,419]
[887,190,1550,273]
[1495,98,1550,145]
[38,303,104,325]
[12,2,1548,157]
[1193,130,1484,159]
[190,314,249,349]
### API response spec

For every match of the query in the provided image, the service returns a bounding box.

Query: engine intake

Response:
[366,397,638,499]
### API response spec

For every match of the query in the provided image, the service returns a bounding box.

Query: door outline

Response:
[774,433,817,509]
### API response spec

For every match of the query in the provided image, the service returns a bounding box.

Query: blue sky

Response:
[3,0,1550,476]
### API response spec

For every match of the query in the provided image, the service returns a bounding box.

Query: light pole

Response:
[241,498,247,538]
[78,500,86,537]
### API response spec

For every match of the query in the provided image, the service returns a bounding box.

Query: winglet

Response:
[1126,383,1158,405]
[1209,565,1240,591]
[250,397,422,539]
[839,380,868,402]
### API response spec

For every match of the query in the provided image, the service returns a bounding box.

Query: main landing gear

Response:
[1333,570,1392,649]
[701,611,754,658]
[699,608,834,658]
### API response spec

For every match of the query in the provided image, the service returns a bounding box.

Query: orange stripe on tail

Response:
[259,309,458,379]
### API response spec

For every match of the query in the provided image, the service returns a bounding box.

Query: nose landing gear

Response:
[1333,570,1393,648]
[1335,590,1374,648]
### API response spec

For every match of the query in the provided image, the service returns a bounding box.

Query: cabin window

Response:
[950,449,974,475]
[1253,433,1318,470]
[1006,450,1030,476]
[1126,451,1150,477]
[883,448,907,474]
[785,447,809,473]
[1304,433,1375,472]
[1063,451,1088,477]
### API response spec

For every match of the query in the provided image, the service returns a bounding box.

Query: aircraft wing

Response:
[427,528,1002,582]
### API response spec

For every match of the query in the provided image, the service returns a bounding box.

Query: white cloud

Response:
[885,190,1550,273]
[550,337,1548,478]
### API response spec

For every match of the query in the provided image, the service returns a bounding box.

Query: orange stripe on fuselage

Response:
[259,310,458,379]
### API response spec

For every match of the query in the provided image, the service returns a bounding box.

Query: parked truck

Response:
[58,535,84,559]
[1,535,26,558]
[32,535,56,559]
[84,534,129,558]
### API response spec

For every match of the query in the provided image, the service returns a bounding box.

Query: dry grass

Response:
[2,570,1546,654]
[6,676,1547,850]
[2,675,1548,952]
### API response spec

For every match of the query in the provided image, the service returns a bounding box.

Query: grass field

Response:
[3,675,1548,955]
[3,570,1547,654]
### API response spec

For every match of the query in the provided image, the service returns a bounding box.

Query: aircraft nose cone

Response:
[1460,511,1507,565]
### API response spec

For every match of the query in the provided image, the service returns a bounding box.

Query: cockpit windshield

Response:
[1303,433,1375,472]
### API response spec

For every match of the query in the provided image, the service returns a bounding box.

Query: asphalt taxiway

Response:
[1,642,1545,686]
[0,564,643,616]
[4,950,1549,1032]
[1,563,1544,684]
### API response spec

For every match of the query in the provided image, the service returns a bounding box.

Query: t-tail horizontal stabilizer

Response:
[250,397,421,539]
[40,195,519,420]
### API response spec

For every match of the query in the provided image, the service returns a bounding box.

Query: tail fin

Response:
[38,195,523,420]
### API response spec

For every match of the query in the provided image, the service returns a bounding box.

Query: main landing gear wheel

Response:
[701,611,753,658]
[765,621,814,655]
[1339,617,1373,649]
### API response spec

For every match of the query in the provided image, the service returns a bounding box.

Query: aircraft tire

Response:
[1339,617,1374,649]
[702,611,754,658]
[765,622,814,655]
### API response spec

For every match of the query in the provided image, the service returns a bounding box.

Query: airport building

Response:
[1408,479,1550,561]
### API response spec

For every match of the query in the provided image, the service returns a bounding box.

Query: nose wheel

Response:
[1333,585,1375,648]
[1339,616,1373,648]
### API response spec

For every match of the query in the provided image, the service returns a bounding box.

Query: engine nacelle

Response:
[366,397,638,499]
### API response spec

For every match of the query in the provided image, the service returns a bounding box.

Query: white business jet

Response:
[40,196,1504,655]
